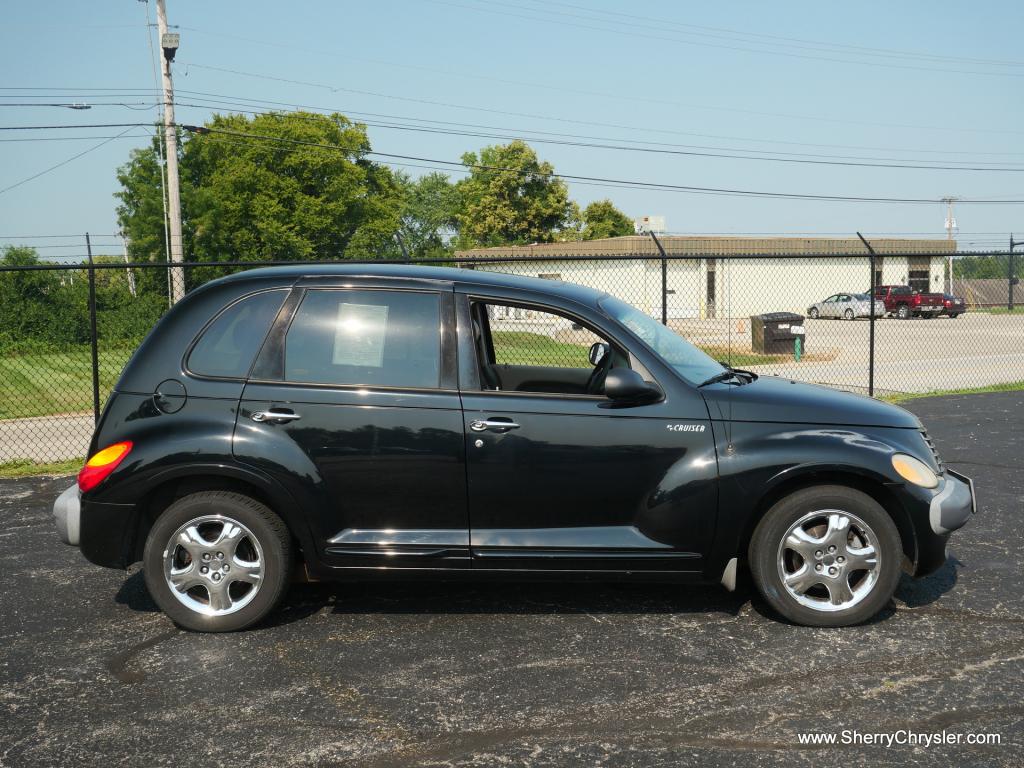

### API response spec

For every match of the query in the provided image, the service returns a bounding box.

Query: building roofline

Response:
[455,235,957,259]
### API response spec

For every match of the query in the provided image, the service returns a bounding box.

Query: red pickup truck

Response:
[874,285,946,319]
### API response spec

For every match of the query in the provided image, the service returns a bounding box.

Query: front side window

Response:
[188,289,287,378]
[600,295,724,386]
[284,289,441,388]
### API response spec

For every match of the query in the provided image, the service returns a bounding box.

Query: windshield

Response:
[599,295,725,385]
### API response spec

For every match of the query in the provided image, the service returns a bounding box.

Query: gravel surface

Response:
[1,392,1021,767]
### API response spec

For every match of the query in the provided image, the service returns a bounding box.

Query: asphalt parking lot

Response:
[1,392,1021,767]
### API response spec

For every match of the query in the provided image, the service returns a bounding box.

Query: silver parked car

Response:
[807,293,884,320]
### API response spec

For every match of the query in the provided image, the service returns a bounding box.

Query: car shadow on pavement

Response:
[114,570,752,628]
[115,559,959,630]
[894,555,961,608]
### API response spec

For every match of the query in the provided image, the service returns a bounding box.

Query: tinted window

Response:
[188,290,286,378]
[285,289,441,388]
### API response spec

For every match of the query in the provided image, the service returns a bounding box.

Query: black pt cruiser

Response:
[53,265,975,631]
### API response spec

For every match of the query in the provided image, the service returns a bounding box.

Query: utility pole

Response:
[156,0,184,303]
[942,197,958,294]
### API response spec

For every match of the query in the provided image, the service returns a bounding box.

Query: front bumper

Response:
[54,483,81,546]
[929,469,976,535]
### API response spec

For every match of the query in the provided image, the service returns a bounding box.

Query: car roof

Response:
[213,263,607,306]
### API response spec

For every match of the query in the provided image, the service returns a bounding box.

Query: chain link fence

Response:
[1,250,1021,467]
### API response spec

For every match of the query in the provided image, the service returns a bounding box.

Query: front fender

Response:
[704,421,930,578]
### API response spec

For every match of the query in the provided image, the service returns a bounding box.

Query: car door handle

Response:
[251,409,301,423]
[470,419,520,432]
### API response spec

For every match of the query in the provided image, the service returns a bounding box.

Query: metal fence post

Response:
[1010,236,1017,311]
[649,231,668,325]
[86,233,101,425]
[857,232,877,397]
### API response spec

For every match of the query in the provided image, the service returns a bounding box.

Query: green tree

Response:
[581,199,633,240]
[955,253,1012,279]
[116,112,405,268]
[394,171,459,259]
[0,246,89,350]
[455,140,577,248]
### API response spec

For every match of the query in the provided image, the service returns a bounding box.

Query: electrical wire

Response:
[0,126,142,196]
[431,0,1024,79]
[179,61,1024,139]
[170,101,1024,173]
[514,0,1024,69]
[178,124,1024,205]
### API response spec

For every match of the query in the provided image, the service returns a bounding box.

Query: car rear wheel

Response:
[948,313,959,319]
[896,305,911,320]
[843,308,854,320]
[749,486,902,627]
[808,307,819,319]
[143,491,293,632]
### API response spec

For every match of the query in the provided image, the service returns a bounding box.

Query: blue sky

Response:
[2,0,1023,257]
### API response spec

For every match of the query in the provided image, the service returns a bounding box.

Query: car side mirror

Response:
[603,369,661,405]
[588,341,609,366]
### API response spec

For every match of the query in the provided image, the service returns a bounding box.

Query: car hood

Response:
[699,375,921,428]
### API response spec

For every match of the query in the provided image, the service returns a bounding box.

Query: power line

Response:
[0,123,152,130]
[516,0,1024,69]
[173,93,1024,167]
[433,0,1024,79]
[0,126,142,196]
[180,124,1024,205]
[168,100,1024,172]
[181,61,1024,139]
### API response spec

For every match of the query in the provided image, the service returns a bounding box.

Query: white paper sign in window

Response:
[332,302,389,367]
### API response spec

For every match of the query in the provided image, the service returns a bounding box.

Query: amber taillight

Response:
[78,441,133,493]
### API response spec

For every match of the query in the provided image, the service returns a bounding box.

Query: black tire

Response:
[948,313,959,319]
[896,305,911,320]
[808,307,819,319]
[748,486,902,627]
[143,491,293,632]
[844,308,855,320]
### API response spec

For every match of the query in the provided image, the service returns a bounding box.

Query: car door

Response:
[821,295,838,317]
[457,288,718,572]
[234,279,470,570]
[837,294,852,316]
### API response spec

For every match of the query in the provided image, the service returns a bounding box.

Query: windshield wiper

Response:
[697,370,741,388]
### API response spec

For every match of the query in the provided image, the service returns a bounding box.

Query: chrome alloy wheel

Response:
[776,509,880,612]
[162,514,264,616]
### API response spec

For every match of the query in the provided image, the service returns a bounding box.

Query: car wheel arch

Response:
[737,469,918,575]
[127,465,313,568]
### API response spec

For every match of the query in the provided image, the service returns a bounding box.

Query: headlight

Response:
[891,453,939,489]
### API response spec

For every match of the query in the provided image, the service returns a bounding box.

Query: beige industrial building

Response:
[456,236,954,319]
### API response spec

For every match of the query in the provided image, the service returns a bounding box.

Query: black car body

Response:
[54,265,975,630]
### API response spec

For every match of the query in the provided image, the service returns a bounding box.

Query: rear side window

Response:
[188,290,287,378]
[284,289,441,388]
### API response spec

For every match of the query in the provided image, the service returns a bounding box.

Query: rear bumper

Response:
[53,483,81,546]
[53,482,137,568]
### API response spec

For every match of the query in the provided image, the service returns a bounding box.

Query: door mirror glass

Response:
[604,369,661,403]
[588,341,609,366]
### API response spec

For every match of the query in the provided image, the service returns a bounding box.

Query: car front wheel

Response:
[844,308,854,320]
[808,307,819,319]
[749,486,902,627]
[143,491,293,632]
